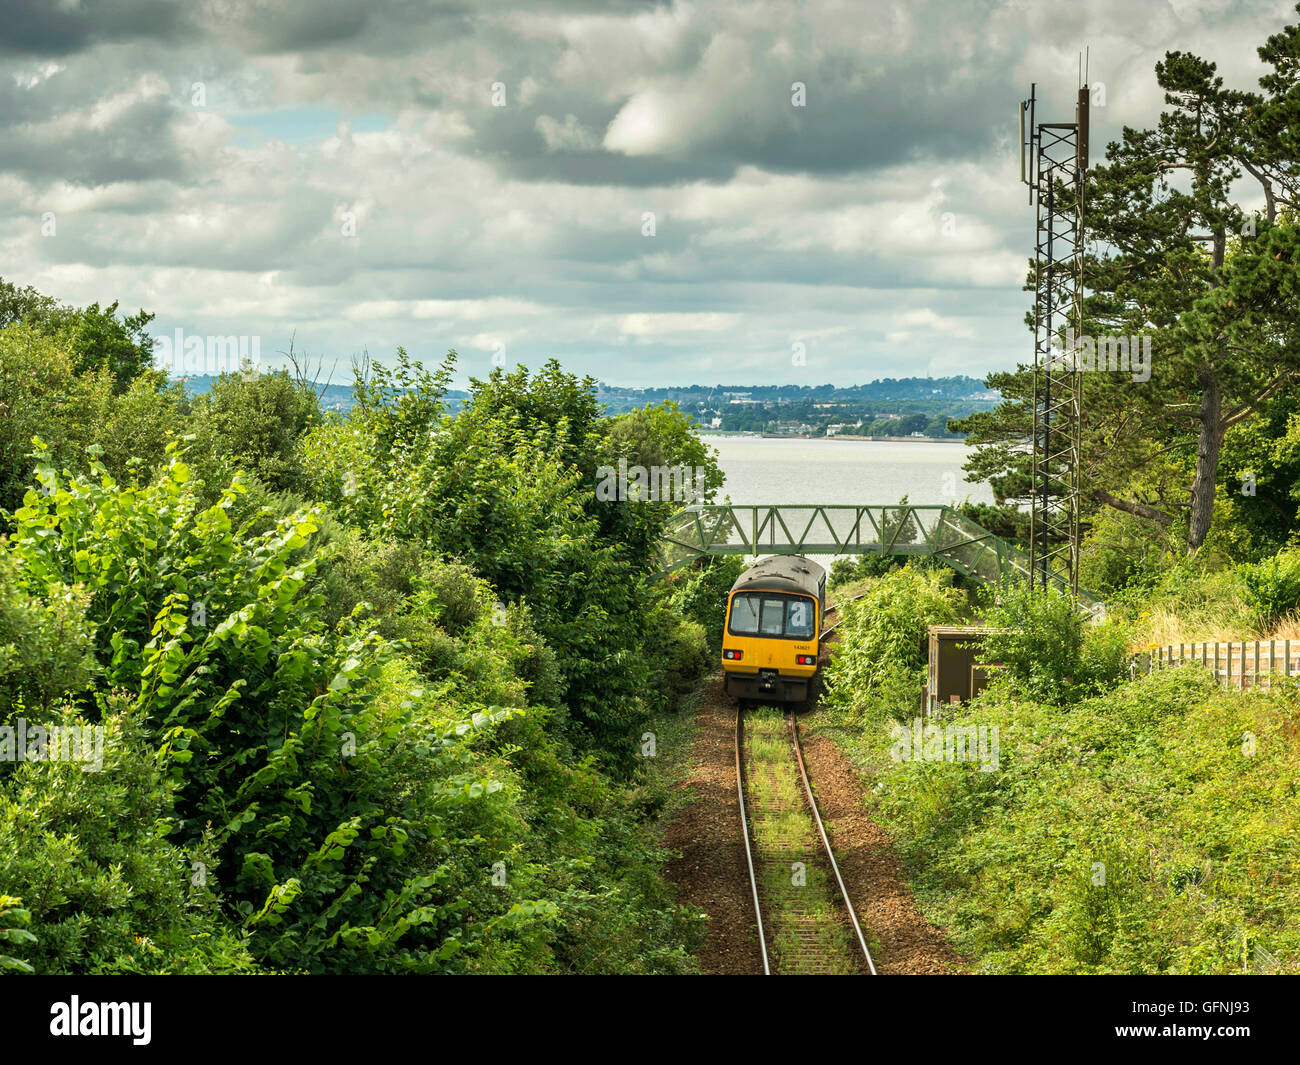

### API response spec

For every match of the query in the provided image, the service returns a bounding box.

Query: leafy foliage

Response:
[977,584,1131,704]
[190,368,323,495]
[1237,549,1300,631]
[821,566,965,720]
[830,668,1300,973]
[0,701,257,974]
[0,332,709,974]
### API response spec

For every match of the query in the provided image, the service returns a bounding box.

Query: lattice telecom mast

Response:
[1020,75,1089,596]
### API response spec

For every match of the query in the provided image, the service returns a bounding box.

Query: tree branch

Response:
[1092,488,1175,526]
[1222,371,1294,429]
[1240,159,1277,224]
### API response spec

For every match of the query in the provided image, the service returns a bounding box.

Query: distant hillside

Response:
[594,376,997,412]
[171,373,995,431]
[594,376,999,437]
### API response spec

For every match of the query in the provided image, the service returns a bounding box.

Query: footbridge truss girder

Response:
[656,504,1101,614]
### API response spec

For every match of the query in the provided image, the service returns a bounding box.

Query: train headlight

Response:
[723,649,743,660]
[796,654,816,665]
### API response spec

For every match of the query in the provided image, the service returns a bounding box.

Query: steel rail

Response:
[819,592,869,641]
[786,712,878,975]
[735,707,771,975]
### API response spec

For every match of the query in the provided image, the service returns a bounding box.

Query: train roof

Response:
[730,555,826,597]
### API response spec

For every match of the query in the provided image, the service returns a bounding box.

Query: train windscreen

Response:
[729,593,815,639]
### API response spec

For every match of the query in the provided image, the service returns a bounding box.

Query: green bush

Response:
[1078,505,1173,594]
[839,666,1300,973]
[6,450,562,972]
[657,616,712,705]
[0,896,36,973]
[0,700,257,974]
[822,566,965,720]
[977,584,1130,704]
[303,352,658,770]
[0,549,96,715]
[0,339,715,975]
[1237,549,1300,632]
[829,554,903,586]
[192,368,322,495]
[668,555,744,655]
[0,325,112,515]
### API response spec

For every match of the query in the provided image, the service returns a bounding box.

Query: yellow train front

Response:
[721,554,825,704]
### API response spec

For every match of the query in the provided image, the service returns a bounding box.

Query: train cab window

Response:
[729,592,816,639]
[759,598,786,635]
[786,599,813,638]
[728,595,762,634]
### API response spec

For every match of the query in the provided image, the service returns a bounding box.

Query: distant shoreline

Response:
[698,432,967,444]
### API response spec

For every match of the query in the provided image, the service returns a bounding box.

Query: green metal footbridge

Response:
[657,504,1103,615]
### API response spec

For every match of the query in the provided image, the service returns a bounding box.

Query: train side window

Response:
[786,600,813,638]
[759,598,785,635]
[729,595,761,634]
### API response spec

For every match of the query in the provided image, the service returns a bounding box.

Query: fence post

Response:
[1219,642,1225,687]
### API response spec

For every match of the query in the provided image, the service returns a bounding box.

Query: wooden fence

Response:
[1137,640,1300,691]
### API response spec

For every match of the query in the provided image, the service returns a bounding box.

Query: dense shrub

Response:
[821,566,965,720]
[1,324,712,975]
[191,368,323,495]
[1237,549,1300,632]
[2,434,702,973]
[834,667,1300,973]
[977,584,1130,704]
[5,451,557,972]
[655,615,712,707]
[0,325,111,515]
[668,555,744,655]
[1078,505,1173,594]
[0,549,96,715]
[0,700,257,974]
[303,352,661,769]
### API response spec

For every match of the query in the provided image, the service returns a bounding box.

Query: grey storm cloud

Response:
[0,0,1296,386]
[0,0,193,55]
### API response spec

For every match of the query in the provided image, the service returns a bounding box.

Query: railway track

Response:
[735,704,878,975]
[819,592,866,642]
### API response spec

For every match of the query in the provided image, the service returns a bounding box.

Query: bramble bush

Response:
[821,565,965,721]
[849,667,1300,973]
[4,449,563,972]
[1237,549,1300,632]
[976,584,1131,704]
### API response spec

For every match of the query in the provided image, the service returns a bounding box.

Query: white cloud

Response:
[618,312,741,337]
[535,113,600,152]
[0,0,1292,386]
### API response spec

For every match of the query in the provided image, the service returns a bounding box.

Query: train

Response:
[721,554,826,705]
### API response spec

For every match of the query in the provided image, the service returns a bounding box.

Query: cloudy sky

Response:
[0,0,1295,388]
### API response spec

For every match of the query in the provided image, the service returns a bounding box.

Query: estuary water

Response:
[700,435,995,508]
